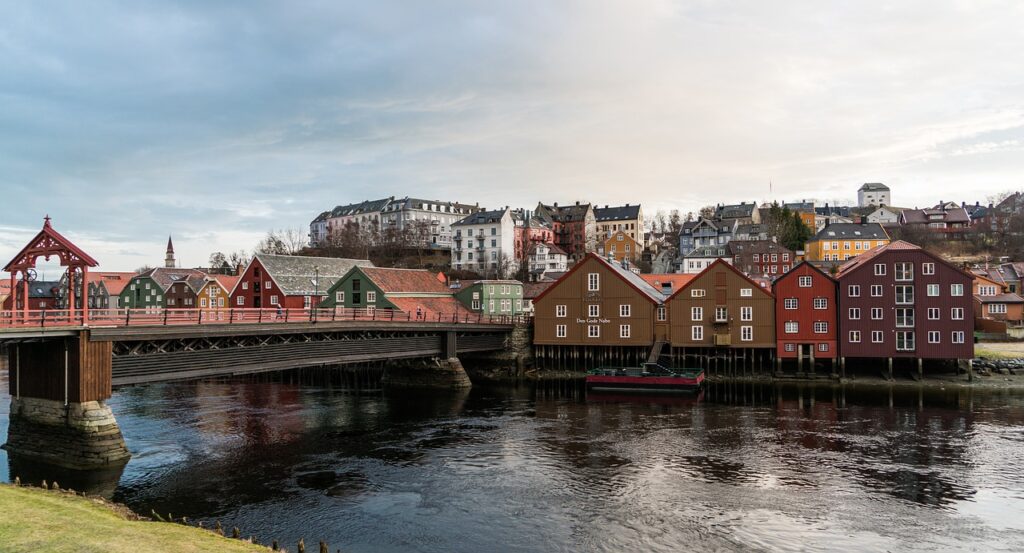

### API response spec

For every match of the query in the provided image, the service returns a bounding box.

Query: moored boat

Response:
[585,362,704,393]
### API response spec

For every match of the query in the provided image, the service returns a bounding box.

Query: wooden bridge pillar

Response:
[444,331,458,359]
[3,331,129,470]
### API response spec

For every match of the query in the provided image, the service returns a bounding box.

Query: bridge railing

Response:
[0,307,527,329]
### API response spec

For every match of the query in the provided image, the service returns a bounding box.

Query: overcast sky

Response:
[3,1,1024,273]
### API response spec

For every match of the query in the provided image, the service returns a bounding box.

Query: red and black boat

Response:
[585,363,704,393]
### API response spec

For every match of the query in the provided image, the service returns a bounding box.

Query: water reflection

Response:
[1,371,1023,552]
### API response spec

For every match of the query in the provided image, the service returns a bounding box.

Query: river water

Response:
[2,371,1024,552]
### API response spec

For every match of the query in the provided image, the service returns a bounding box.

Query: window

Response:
[218,298,224,307]
[951,308,964,320]
[588,325,600,338]
[740,288,752,297]
[366,306,376,315]
[366,291,377,303]
[303,296,311,308]
[927,307,940,320]
[691,307,703,321]
[741,326,753,341]
[927,284,939,297]
[848,285,860,297]
[849,330,861,343]
[896,308,914,327]
[168,298,176,306]
[619,304,631,317]
[336,291,345,303]
[753,254,760,262]
[145,283,151,290]
[242,282,248,290]
[871,307,883,320]
[923,263,935,275]
[785,321,798,334]
[818,343,829,352]
[951,284,964,296]
[894,262,913,281]
[556,325,566,338]
[849,307,861,319]
[895,285,914,304]
[783,254,790,262]
[814,321,828,333]
[798,276,812,288]
[896,331,915,351]
[928,331,940,344]
[785,343,796,352]
[871,330,884,343]
[265,281,272,289]
[556,305,567,317]
[813,297,827,309]
[237,296,244,306]
[156,295,162,302]
[870,285,883,297]
[489,299,495,311]
[691,325,704,340]
[785,298,799,310]
[715,307,728,322]
[588,304,600,318]
[588,273,600,291]
[620,324,631,338]
[657,306,667,321]
[874,263,886,276]
[741,306,752,321]
[270,295,279,305]
[691,289,706,297]
[990,303,1008,314]
[952,331,965,344]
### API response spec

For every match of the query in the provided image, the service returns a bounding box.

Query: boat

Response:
[585,363,704,393]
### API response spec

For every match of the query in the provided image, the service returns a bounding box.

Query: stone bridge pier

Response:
[2,332,130,470]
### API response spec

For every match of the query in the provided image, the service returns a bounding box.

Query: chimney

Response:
[575,201,580,206]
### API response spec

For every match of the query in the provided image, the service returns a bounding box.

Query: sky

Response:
[2,0,1024,273]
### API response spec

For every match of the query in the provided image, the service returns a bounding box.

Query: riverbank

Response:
[0,483,270,553]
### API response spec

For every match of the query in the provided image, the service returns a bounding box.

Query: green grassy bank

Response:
[0,484,270,553]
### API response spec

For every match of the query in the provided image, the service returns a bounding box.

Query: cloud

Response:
[1,0,1024,270]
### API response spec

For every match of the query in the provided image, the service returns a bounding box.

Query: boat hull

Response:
[585,373,704,393]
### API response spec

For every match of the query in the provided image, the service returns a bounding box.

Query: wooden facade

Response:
[773,261,838,360]
[8,334,112,403]
[836,241,974,360]
[667,259,775,350]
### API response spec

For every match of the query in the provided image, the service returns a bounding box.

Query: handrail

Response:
[0,307,526,329]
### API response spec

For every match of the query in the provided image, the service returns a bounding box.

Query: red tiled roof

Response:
[213,275,241,293]
[389,296,474,318]
[639,274,696,289]
[523,281,554,299]
[360,267,451,294]
[87,271,136,296]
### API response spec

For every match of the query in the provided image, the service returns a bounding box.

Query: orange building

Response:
[598,230,641,263]
[196,275,240,310]
[804,223,890,262]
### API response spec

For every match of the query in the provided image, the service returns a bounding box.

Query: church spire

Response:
[165,235,176,268]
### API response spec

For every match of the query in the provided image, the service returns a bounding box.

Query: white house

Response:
[857,183,891,207]
[527,241,568,280]
[451,208,519,277]
[865,206,901,224]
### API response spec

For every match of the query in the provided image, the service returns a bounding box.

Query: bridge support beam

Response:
[382,357,473,390]
[3,334,130,470]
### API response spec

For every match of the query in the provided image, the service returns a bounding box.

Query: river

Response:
[2,370,1024,552]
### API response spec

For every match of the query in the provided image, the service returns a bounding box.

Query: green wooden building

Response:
[119,268,207,311]
[321,266,471,318]
[452,280,524,316]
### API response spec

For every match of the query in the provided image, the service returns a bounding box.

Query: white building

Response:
[527,242,568,281]
[857,183,891,207]
[451,208,519,277]
[380,197,480,250]
[678,246,732,274]
[865,205,901,224]
[308,211,330,246]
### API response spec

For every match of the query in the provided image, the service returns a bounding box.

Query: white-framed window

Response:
[715,307,728,322]
[691,289,706,298]
[619,304,631,317]
[587,273,600,291]
[556,324,566,338]
[270,295,279,305]
[556,305,567,317]
[691,307,703,321]
[928,331,941,344]
[814,321,828,333]
[588,304,600,318]
[366,291,377,303]
[871,307,883,320]
[785,343,796,352]
[927,307,940,320]
[265,281,272,289]
[740,288,752,297]
[785,321,798,334]
[366,305,376,315]
[242,282,248,290]
[951,284,964,296]
[145,282,151,290]
[218,298,224,307]
[870,285,883,297]
[818,343,829,352]
[952,331,965,344]
[923,263,935,275]
[784,298,798,310]
[874,263,886,276]
[741,326,753,341]
[740,306,752,321]
[588,325,600,338]
[753,254,760,262]
[303,295,311,308]
[489,299,495,312]
[237,296,244,306]
[849,330,861,343]
[848,285,860,297]
[849,307,861,319]
[168,298,176,306]
[896,331,915,351]
[951,307,964,320]
[798,276,812,287]
[871,330,884,343]
[896,308,914,327]
[156,295,163,302]
[619,324,631,338]
[691,325,704,341]
[813,297,827,309]
[336,291,345,303]
[895,285,914,304]
[927,284,939,297]
[657,306,667,321]
[989,303,1008,314]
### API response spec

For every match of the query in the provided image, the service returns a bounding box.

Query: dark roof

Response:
[330,198,393,218]
[28,280,60,298]
[311,211,331,224]
[728,240,793,256]
[715,203,756,219]
[453,208,510,226]
[529,241,567,256]
[594,204,642,222]
[684,246,731,258]
[815,205,852,217]
[859,182,890,191]
[976,293,1024,304]
[537,202,592,223]
[257,254,373,296]
[900,207,970,225]
[385,197,479,213]
[734,224,769,237]
[139,268,209,292]
[523,281,555,299]
[783,201,814,212]
[811,223,889,241]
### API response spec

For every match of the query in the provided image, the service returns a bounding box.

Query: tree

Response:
[668,210,683,236]
[255,228,306,256]
[652,210,668,233]
[255,232,288,255]
[208,252,227,268]
[698,205,715,219]
[762,202,813,252]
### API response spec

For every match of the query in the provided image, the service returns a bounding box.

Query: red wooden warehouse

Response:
[772,261,838,373]
[230,254,373,310]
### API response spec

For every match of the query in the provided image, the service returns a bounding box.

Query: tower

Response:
[165,235,176,268]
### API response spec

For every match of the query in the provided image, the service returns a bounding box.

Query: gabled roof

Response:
[810,222,889,241]
[900,207,970,225]
[835,240,971,279]
[684,246,731,258]
[815,205,852,217]
[859,182,890,191]
[594,204,642,222]
[311,211,331,224]
[783,201,815,212]
[772,261,836,293]
[4,217,99,272]
[388,296,473,318]
[211,274,241,294]
[667,258,774,301]
[255,254,374,296]
[357,267,451,294]
[532,253,665,305]
[536,202,593,223]
[86,272,136,296]
[639,274,696,298]
[523,281,555,299]
[137,267,209,292]
[529,241,567,256]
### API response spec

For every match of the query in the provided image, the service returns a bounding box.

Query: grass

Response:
[974,347,1024,360]
[0,484,270,553]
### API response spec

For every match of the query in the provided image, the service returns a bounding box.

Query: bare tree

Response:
[652,210,668,233]
[668,210,683,236]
